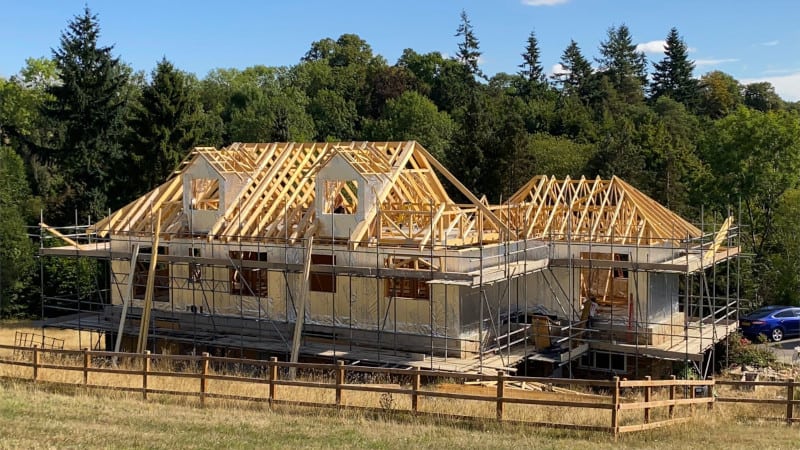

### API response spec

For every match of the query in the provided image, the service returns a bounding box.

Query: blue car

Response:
[740,306,800,342]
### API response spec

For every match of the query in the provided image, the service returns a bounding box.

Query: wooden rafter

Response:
[91,141,506,248]
[506,175,702,245]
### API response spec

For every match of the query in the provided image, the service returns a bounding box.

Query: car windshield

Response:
[746,308,781,319]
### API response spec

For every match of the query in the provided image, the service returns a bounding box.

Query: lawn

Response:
[0,381,798,450]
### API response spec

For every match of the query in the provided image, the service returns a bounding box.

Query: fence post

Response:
[335,361,345,408]
[412,366,421,413]
[707,377,714,411]
[668,375,676,419]
[142,351,150,400]
[32,345,39,382]
[496,370,505,421]
[787,382,795,423]
[268,357,278,408]
[200,352,210,407]
[611,376,620,437]
[690,381,696,416]
[83,348,90,385]
[644,376,651,424]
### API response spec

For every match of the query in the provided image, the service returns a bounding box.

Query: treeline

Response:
[1,8,800,315]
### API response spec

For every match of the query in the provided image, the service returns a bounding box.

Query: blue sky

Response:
[2,0,799,100]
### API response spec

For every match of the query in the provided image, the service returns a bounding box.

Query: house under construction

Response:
[40,141,740,378]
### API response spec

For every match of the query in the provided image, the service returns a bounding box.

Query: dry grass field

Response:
[0,321,798,449]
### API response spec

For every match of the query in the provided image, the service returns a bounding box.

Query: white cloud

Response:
[761,40,779,46]
[521,0,570,6]
[636,40,666,55]
[741,72,800,102]
[762,67,800,75]
[551,63,569,76]
[694,58,739,67]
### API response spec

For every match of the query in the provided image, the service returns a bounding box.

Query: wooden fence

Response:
[0,344,738,436]
[716,379,800,423]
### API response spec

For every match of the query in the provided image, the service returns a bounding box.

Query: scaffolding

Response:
[29,141,742,378]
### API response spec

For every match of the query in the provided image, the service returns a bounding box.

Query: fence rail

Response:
[715,379,800,423]
[2,343,791,435]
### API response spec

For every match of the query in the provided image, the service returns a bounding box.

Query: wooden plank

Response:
[136,211,161,354]
[617,417,690,433]
[288,237,313,380]
[114,244,140,353]
[39,223,81,248]
[412,144,510,240]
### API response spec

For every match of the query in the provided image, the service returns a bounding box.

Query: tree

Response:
[648,97,704,215]
[526,133,593,178]
[454,10,484,79]
[765,188,800,305]
[41,7,130,221]
[553,40,593,101]
[0,146,35,316]
[743,82,784,112]
[697,71,742,118]
[362,65,423,119]
[363,91,455,161]
[446,86,498,200]
[650,27,698,107]
[129,58,206,192]
[596,24,647,101]
[0,58,57,144]
[518,30,548,98]
[702,107,800,301]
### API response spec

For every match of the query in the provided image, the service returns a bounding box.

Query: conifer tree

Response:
[518,30,548,98]
[454,10,484,79]
[650,27,698,107]
[130,58,204,192]
[554,40,593,98]
[42,7,129,220]
[596,24,647,100]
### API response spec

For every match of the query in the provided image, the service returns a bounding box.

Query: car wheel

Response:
[771,328,784,342]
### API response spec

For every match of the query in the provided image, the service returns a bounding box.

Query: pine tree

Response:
[596,24,647,100]
[553,40,592,98]
[130,58,204,193]
[454,10,484,79]
[518,30,548,98]
[650,27,698,107]
[42,7,129,220]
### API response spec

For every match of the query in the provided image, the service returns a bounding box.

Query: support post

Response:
[496,370,505,421]
[83,348,90,385]
[611,376,620,437]
[142,351,150,400]
[200,352,210,406]
[411,366,421,413]
[32,345,39,382]
[335,360,345,408]
[708,377,715,411]
[115,244,140,354]
[268,357,278,408]
[643,376,651,423]
[787,382,795,423]
[289,237,314,380]
[668,375,676,419]
[137,211,162,354]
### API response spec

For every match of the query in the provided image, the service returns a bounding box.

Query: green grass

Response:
[0,381,799,449]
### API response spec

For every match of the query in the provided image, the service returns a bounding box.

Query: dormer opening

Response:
[323,180,358,215]
[190,178,220,211]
